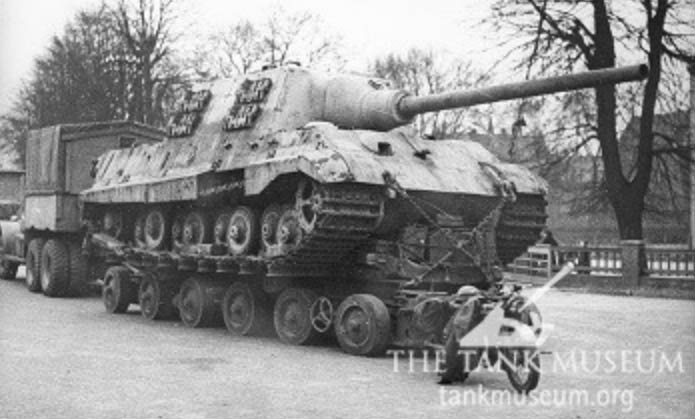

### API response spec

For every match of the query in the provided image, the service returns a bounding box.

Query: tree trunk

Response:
[592,0,647,241]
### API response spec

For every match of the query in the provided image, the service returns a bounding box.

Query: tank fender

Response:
[244,150,353,196]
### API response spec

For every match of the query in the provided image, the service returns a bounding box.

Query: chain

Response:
[383,168,516,287]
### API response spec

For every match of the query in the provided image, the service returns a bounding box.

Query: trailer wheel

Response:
[102,266,133,312]
[40,239,70,297]
[177,277,225,327]
[222,282,272,336]
[274,288,320,345]
[0,260,18,280]
[25,238,46,292]
[138,273,177,320]
[335,294,391,356]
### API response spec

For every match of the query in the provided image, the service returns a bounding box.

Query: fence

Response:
[508,243,695,280]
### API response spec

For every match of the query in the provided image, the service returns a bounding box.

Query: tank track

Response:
[495,194,548,264]
[275,184,384,268]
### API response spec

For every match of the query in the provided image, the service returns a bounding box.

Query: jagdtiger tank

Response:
[82,63,647,359]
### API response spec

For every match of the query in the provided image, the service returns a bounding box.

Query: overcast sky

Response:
[0,0,499,114]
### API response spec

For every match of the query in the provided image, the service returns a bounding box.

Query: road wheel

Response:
[144,208,170,250]
[102,266,135,313]
[227,206,258,256]
[335,294,391,356]
[274,288,319,345]
[213,209,233,246]
[183,210,210,246]
[275,206,302,255]
[133,213,147,248]
[138,273,177,320]
[177,277,225,327]
[222,282,272,336]
[0,260,18,280]
[171,214,185,249]
[40,239,70,297]
[25,238,46,292]
[260,204,282,255]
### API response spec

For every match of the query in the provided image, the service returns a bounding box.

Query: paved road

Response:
[1,276,694,419]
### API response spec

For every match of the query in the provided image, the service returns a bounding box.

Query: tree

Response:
[371,48,493,138]
[112,0,181,124]
[16,5,128,127]
[194,6,344,79]
[489,0,695,240]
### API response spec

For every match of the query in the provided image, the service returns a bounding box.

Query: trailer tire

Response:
[335,294,391,356]
[102,266,135,313]
[40,239,70,297]
[222,281,272,336]
[0,260,18,280]
[177,277,225,327]
[26,238,46,292]
[274,287,320,345]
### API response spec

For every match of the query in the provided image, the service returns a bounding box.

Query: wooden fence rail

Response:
[508,244,695,280]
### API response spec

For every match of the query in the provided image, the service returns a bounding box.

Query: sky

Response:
[0,0,497,114]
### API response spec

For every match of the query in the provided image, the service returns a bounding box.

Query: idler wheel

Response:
[273,288,319,345]
[138,273,176,320]
[296,179,323,233]
[213,209,233,246]
[260,204,282,254]
[102,266,136,313]
[177,277,225,328]
[275,206,303,254]
[226,206,258,256]
[102,211,123,239]
[144,208,170,250]
[183,210,210,246]
[222,281,272,336]
[335,294,391,356]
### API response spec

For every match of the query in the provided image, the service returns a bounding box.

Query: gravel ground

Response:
[1,274,694,419]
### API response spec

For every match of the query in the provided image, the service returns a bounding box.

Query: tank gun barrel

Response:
[397,64,649,119]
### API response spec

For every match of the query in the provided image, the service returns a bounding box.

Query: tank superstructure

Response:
[79,63,647,356]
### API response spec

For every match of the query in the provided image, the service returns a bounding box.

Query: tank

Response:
[81,63,647,355]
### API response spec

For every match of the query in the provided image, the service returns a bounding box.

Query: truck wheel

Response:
[177,277,225,327]
[222,282,272,336]
[0,260,18,280]
[25,238,46,292]
[40,239,70,297]
[335,294,391,356]
[102,266,135,313]
[68,242,89,296]
[274,288,319,345]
